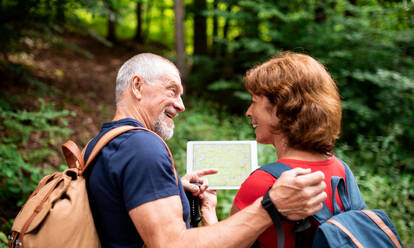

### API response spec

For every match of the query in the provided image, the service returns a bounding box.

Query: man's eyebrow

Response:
[166,79,183,89]
[165,79,177,86]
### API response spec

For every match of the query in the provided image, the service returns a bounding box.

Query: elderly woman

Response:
[231,52,361,247]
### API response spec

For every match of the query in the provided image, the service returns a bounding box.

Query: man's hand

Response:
[181,169,218,196]
[182,169,219,227]
[268,168,327,221]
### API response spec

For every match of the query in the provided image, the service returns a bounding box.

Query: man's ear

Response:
[130,75,144,100]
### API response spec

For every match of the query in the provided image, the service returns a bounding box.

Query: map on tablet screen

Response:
[186,141,258,190]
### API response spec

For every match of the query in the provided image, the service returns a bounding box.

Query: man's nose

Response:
[174,96,185,112]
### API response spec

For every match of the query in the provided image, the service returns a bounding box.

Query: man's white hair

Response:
[115,53,179,104]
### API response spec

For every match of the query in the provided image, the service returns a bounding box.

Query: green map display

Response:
[187,141,257,189]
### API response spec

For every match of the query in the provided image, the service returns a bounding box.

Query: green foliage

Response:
[336,135,414,246]
[168,98,254,176]
[188,4,414,242]
[0,98,74,236]
[2,0,413,245]
[70,0,176,44]
[0,231,7,247]
[357,170,414,248]
[0,0,68,57]
[0,0,116,69]
[1,99,73,145]
[0,62,60,97]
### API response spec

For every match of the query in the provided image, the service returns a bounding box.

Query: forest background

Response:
[0,0,413,247]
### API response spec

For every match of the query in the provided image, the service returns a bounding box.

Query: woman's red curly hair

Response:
[244,52,341,155]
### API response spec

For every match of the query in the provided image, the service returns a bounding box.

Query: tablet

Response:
[186,141,258,190]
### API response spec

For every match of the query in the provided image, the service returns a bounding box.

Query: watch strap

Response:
[261,187,285,248]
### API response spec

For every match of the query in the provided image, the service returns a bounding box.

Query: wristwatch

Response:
[261,187,286,221]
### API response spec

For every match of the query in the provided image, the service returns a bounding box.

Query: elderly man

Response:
[84,53,327,248]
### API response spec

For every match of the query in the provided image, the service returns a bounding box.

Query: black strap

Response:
[261,187,285,248]
[295,232,304,248]
[292,219,312,248]
[185,183,202,227]
[251,240,260,248]
[258,163,313,248]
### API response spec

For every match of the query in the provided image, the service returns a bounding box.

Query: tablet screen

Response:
[186,141,258,189]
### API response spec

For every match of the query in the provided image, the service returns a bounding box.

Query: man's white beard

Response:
[152,112,174,140]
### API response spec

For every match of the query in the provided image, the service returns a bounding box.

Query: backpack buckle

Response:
[293,218,312,233]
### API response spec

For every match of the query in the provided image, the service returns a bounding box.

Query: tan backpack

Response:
[8,126,156,248]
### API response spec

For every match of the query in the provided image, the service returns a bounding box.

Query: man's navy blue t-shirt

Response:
[84,118,190,248]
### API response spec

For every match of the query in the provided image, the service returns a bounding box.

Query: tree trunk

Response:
[193,0,208,55]
[159,2,166,39]
[241,4,259,38]
[106,1,117,43]
[134,0,143,42]
[174,0,187,86]
[107,19,117,42]
[144,1,153,38]
[55,0,67,24]
[221,2,234,56]
[212,0,218,57]
[315,6,326,23]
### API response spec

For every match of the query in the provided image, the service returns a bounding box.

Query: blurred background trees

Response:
[0,0,413,246]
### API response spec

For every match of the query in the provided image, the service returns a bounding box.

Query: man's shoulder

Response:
[119,129,167,151]
[113,129,171,163]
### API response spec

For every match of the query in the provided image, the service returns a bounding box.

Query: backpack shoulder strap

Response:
[255,162,292,248]
[61,140,83,169]
[313,159,366,223]
[341,160,366,210]
[61,127,142,172]
[79,125,178,184]
[256,162,293,178]
[82,126,145,171]
[257,162,334,222]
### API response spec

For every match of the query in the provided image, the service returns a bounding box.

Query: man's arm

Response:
[130,168,326,248]
[231,168,327,218]
[130,195,269,248]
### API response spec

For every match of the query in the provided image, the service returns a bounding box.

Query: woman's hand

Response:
[200,189,218,225]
